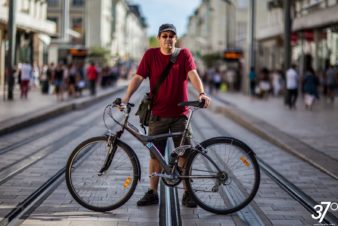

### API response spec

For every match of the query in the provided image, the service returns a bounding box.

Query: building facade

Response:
[47,0,147,65]
[256,0,338,74]
[0,0,56,87]
[182,0,229,56]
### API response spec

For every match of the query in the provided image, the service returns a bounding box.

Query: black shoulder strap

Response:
[151,48,181,100]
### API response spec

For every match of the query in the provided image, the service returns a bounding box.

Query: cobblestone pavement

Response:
[215,93,338,160]
[1,87,337,225]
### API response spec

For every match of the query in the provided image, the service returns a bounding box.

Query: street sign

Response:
[223,50,242,61]
[68,48,88,57]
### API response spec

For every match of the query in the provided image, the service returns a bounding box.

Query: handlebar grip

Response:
[113,98,121,105]
[198,99,205,108]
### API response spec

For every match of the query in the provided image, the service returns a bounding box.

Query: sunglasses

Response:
[161,35,175,39]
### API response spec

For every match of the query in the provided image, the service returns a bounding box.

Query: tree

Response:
[149,36,159,48]
[88,46,111,66]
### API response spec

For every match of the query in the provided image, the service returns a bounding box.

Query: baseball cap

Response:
[158,24,177,36]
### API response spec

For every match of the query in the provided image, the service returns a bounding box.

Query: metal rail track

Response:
[159,141,182,226]
[197,109,338,225]
[0,87,126,155]
[0,89,157,226]
[0,99,110,186]
[191,114,272,226]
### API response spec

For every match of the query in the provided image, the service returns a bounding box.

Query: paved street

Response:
[0,82,337,225]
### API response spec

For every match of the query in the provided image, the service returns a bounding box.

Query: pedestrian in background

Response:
[271,69,282,96]
[303,67,319,110]
[67,63,77,98]
[258,67,271,99]
[212,69,222,95]
[19,61,33,99]
[249,67,256,97]
[53,63,65,101]
[87,62,98,96]
[40,64,49,94]
[285,64,299,109]
[325,64,338,103]
[47,62,55,94]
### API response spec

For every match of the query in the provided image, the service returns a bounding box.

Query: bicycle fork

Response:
[97,131,122,176]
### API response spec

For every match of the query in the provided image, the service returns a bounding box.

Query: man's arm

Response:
[188,69,211,108]
[122,74,144,103]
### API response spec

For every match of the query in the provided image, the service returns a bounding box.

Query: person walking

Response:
[120,24,211,208]
[20,62,33,99]
[325,64,338,103]
[285,64,299,109]
[249,67,256,97]
[53,63,65,101]
[303,67,319,110]
[87,62,98,96]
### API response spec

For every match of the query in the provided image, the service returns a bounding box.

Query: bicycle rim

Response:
[185,137,260,214]
[66,136,138,211]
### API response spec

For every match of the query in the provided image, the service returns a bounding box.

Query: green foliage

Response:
[88,46,111,66]
[201,53,221,68]
[149,36,159,48]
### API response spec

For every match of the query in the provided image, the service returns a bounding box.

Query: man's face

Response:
[158,31,177,51]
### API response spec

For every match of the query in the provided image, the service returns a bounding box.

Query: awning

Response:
[0,8,56,36]
[293,5,338,31]
[38,34,51,45]
[66,29,81,38]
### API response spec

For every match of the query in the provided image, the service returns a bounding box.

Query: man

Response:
[285,64,298,109]
[121,24,211,207]
[20,62,33,99]
[326,64,338,103]
[248,67,256,97]
[87,62,98,95]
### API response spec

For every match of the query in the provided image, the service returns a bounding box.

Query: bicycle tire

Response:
[65,136,139,212]
[185,137,260,214]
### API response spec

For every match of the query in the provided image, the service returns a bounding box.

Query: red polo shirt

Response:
[137,48,196,117]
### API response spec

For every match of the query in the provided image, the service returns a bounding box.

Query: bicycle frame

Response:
[108,105,196,174]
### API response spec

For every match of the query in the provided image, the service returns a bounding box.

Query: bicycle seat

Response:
[178,100,205,108]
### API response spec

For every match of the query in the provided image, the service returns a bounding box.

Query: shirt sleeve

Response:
[136,49,151,78]
[184,48,196,73]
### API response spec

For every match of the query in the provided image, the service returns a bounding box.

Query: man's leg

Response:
[149,158,161,192]
[137,116,168,206]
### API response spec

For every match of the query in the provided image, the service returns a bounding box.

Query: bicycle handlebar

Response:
[177,99,205,108]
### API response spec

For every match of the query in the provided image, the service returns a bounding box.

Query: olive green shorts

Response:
[148,115,192,159]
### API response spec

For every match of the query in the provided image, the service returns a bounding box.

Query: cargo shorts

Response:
[148,115,192,159]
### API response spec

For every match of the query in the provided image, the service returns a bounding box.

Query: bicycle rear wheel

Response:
[65,136,139,212]
[185,137,260,214]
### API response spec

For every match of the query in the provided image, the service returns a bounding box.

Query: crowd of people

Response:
[249,64,338,110]
[13,59,133,101]
[197,62,337,111]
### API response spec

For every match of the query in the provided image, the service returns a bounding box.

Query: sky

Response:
[129,0,202,37]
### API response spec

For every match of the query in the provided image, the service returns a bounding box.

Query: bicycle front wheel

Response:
[185,137,260,214]
[65,136,139,212]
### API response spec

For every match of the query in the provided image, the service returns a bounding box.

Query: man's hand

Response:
[199,94,211,108]
[112,98,126,111]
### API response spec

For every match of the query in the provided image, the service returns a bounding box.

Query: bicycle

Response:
[65,98,260,214]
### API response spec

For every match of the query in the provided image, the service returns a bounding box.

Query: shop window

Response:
[71,17,83,43]
[72,0,84,7]
[47,0,59,7]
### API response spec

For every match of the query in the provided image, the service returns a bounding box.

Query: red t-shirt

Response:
[87,65,98,80]
[137,48,196,117]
